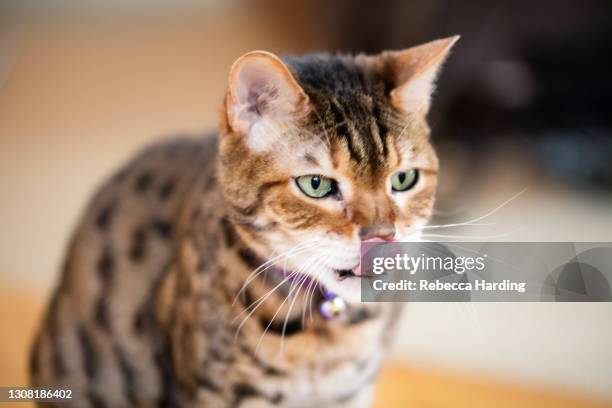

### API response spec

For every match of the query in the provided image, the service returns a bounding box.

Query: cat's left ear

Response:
[386,36,459,116]
[226,50,310,136]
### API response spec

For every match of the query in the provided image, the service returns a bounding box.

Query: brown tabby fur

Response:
[30,37,457,407]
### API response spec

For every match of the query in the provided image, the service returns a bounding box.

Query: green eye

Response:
[391,169,419,192]
[296,175,336,198]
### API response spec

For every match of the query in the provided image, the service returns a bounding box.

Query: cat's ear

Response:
[387,36,459,116]
[226,51,310,135]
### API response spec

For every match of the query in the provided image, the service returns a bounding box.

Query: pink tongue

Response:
[352,237,395,276]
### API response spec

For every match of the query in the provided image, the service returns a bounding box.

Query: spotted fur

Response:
[31,37,458,407]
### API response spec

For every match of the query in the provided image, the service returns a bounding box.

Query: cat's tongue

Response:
[352,237,394,276]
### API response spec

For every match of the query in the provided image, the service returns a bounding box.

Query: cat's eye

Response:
[296,175,336,198]
[390,169,419,192]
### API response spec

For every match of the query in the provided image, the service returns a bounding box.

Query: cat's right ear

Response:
[225,51,310,137]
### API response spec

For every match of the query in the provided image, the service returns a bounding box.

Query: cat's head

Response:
[219,37,458,302]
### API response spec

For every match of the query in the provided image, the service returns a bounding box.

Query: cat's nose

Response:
[359,224,396,241]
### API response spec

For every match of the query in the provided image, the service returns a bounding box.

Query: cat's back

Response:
[30,135,217,406]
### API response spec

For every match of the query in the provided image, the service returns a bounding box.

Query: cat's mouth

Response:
[333,262,362,280]
[334,268,357,279]
[330,237,392,281]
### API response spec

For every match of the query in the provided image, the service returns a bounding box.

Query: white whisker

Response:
[255,252,320,356]
[419,188,528,232]
[235,241,323,343]
[233,240,320,305]
[279,256,320,355]
[422,228,522,241]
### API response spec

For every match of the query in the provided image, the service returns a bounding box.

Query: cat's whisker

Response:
[308,264,326,323]
[432,206,470,218]
[301,260,321,326]
[233,271,298,340]
[299,259,327,325]
[278,255,321,356]
[234,242,324,339]
[386,112,418,136]
[421,222,494,230]
[233,245,314,323]
[417,188,528,232]
[279,276,308,356]
[252,279,300,356]
[254,271,307,356]
[295,255,325,328]
[233,252,308,312]
[254,252,319,356]
[397,122,410,139]
[233,240,321,305]
[421,228,523,241]
[233,259,307,325]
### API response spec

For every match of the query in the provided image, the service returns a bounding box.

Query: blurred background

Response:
[1,1,611,407]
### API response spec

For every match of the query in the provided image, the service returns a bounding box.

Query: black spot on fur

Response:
[46,295,68,377]
[238,342,285,376]
[202,173,216,192]
[158,176,176,200]
[196,257,208,274]
[260,316,304,337]
[230,203,256,217]
[88,390,107,408]
[237,248,260,269]
[94,297,111,332]
[154,344,180,408]
[97,249,114,284]
[220,218,237,247]
[239,288,255,310]
[233,383,261,404]
[152,220,173,239]
[133,306,150,335]
[197,376,222,393]
[114,346,138,404]
[372,104,389,156]
[129,227,148,261]
[52,351,67,378]
[190,208,202,222]
[135,172,154,193]
[95,202,115,230]
[77,327,97,380]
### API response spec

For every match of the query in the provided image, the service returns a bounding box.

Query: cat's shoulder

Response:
[73,133,218,241]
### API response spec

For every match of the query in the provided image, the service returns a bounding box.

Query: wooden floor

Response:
[1,286,610,408]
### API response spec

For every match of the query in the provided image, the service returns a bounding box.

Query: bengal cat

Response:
[30,36,458,407]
